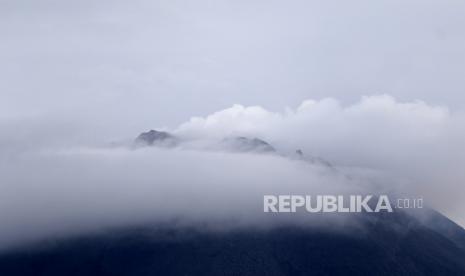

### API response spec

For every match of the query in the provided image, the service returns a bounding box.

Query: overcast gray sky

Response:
[1,0,465,137]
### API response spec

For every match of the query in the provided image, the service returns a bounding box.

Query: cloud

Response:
[0,95,464,249]
[0,146,378,250]
[175,95,465,224]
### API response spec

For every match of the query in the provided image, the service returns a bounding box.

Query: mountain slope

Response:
[1,211,465,276]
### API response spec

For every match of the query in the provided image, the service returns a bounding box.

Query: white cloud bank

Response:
[175,95,465,223]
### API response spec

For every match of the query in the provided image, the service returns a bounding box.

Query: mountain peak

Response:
[134,130,177,147]
[222,136,276,153]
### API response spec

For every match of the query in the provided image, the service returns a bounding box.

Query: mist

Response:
[0,145,381,249]
[0,95,464,250]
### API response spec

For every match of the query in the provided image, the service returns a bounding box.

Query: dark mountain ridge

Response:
[134,129,333,167]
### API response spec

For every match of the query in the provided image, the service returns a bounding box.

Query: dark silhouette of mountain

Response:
[134,130,178,147]
[134,130,276,153]
[222,136,276,153]
[293,149,333,168]
[133,130,334,168]
[1,210,465,276]
[420,209,465,250]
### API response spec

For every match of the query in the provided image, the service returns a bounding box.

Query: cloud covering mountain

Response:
[0,95,464,250]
